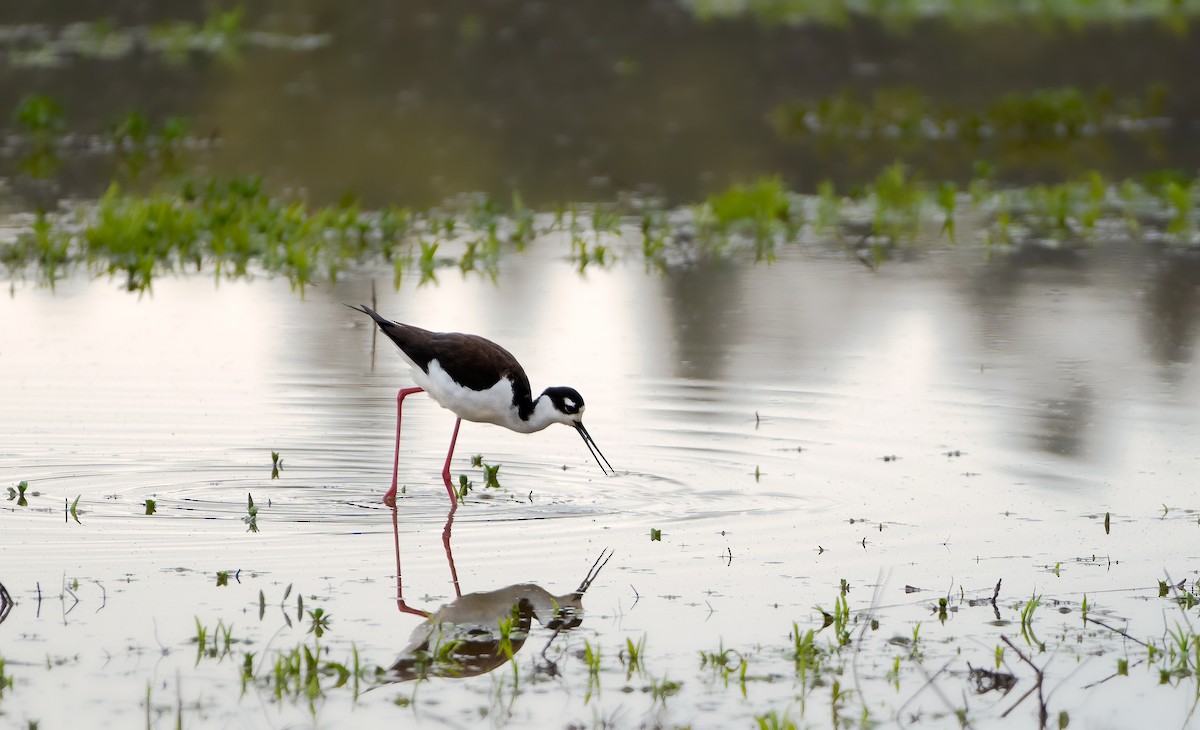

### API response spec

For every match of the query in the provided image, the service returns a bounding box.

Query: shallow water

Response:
[3,238,1200,728]
[4,3,1200,210]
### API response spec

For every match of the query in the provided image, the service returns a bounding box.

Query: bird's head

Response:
[542,386,586,423]
[540,386,614,476]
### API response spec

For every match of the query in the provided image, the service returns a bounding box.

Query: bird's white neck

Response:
[513,393,571,434]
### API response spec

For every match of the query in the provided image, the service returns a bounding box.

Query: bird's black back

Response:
[350,304,537,419]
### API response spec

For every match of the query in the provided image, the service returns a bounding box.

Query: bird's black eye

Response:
[546,386,585,414]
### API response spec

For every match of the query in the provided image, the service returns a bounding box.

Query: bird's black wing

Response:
[350,304,535,416]
[428,332,534,415]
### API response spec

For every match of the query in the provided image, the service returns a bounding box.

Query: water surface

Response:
[3,237,1200,727]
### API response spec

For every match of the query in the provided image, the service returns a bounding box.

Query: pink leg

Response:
[442,510,462,598]
[441,417,462,512]
[391,507,430,617]
[385,387,425,507]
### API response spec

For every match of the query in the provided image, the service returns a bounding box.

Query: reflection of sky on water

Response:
[3,237,1200,727]
[4,238,1199,497]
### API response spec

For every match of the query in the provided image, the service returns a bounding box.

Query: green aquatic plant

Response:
[482,463,501,489]
[701,176,794,260]
[815,179,841,234]
[107,112,196,181]
[649,673,681,705]
[0,654,12,696]
[699,641,747,690]
[754,709,798,730]
[816,592,852,647]
[252,637,363,711]
[418,239,439,285]
[192,618,238,664]
[496,609,522,689]
[869,162,924,241]
[583,638,602,699]
[456,474,473,500]
[307,608,330,638]
[1020,593,1043,650]
[13,94,65,138]
[14,92,65,139]
[571,216,614,273]
[244,493,259,533]
[936,181,958,242]
[622,634,648,678]
[6,166,1200,296]
[13,94,65,178]
[7,481,30,506]
[791,622,836,715]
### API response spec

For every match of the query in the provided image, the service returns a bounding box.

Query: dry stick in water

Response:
[1084,616,1149,648]
[999,635,1048,728]
[895,659,958,729]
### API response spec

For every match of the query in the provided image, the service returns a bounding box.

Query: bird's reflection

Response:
[392,506,462,614]
[388,508,610,682]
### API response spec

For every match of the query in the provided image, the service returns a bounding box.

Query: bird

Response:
[348,304,614,508]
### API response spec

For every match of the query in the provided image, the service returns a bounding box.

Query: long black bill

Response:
[574,421,615,476]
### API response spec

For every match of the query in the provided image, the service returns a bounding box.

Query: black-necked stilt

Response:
[349,304,614,508]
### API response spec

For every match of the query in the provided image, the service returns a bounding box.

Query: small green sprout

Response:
[622,634,648,679]
[755,709,799,730]
[1020,593,1043,649]
[482,463,501,489]
[583,639,601,697]
[244,493,259,532]
[649,674,681,705]
[9,481,30,506]
[307,608,331,638]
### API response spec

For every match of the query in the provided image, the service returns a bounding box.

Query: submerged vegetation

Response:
[688,0,1200,33]
[0,7,328,69]
[771,84,1171,147]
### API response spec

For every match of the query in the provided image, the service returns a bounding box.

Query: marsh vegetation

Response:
[3,2,1200,729]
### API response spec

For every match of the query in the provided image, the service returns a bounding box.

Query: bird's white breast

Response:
[420,359,528,430]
